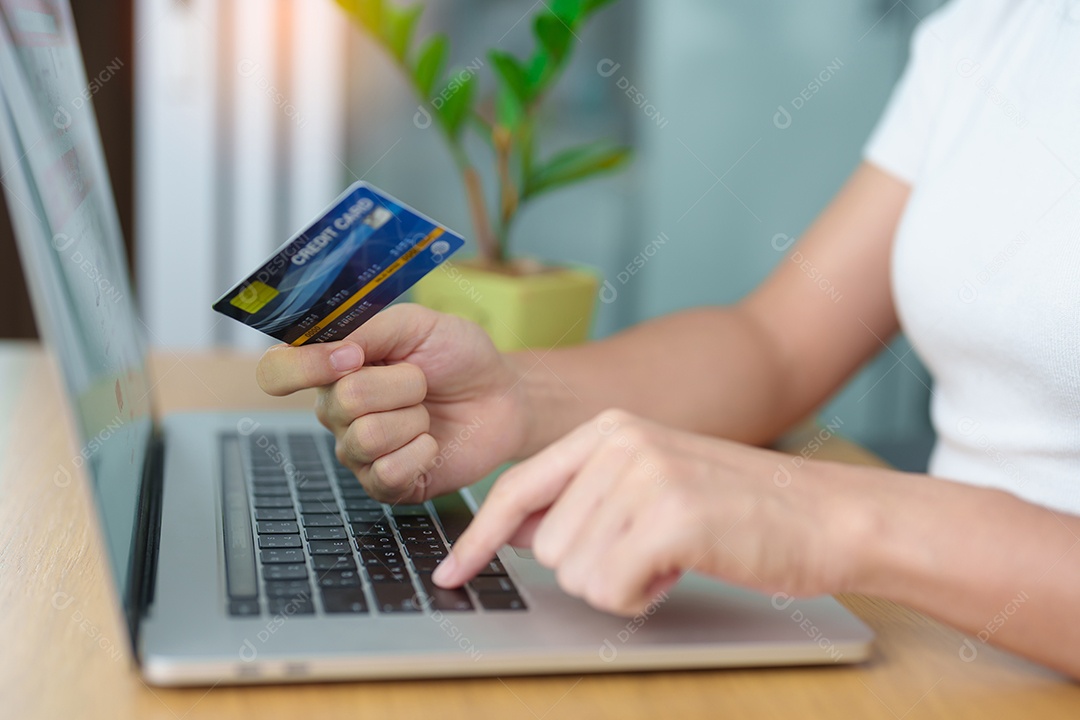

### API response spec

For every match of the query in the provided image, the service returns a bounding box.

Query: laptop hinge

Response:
[125,430,165,653]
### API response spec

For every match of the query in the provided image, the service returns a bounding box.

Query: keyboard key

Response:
[293,480,332,492]
[418,575,474,612]
[260,548,305,564]
[265,580,312,598]
[477,592,527,611]
[302,513,344,527]
[371,583,422,613]
[363,555,404,570]
[311,554,356,571]
[268,597,315,615]
[321,588,369,614]
[256,521,300,535]
[299,500,340,514]
[411,557,442,574]
[416,574,473,613]
[337,485,370,499]
[228,599,261,616]
[254,508,296,521]
[316,569,362,588]
[347,509,386,523]
[251,485,292,497]
[258,535,302,549]
[262,563,309,581]
[368,567,409,584]
[404,541,447,559]
[251,477,289,488]
[253,496,294,508]
[398,528,439,543]
[305,526,347,541]
[391,504,429,517]
[470,576,516,593]
[361,547,403,563]
[356,535,397,551]
[297,491,337,502]
[341,497,383,511]
[308,539,352,555]
[478,558,508,576]
[351,522,393,537]
[395,516,433,530]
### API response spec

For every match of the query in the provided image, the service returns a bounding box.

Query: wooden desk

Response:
[1,343,1077,720]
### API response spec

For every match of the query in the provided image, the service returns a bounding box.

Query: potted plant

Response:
[336,0,631,350]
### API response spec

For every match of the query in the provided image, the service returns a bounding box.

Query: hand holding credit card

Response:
[213,182,464,346]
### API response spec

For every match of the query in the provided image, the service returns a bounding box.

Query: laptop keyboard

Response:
[221,430,527,617]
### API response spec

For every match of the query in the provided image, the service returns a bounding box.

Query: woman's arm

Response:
[855,468,1080,678]
[437,411,1080,680]
[512,162,910,457]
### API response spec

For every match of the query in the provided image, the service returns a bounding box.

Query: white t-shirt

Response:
[865,0,1080,515]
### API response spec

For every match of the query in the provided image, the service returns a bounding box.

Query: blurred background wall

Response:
[3,0,943,467]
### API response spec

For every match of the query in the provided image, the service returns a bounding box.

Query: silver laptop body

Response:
[0,0,873,687]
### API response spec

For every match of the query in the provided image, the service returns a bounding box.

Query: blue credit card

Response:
[213,182,464,346]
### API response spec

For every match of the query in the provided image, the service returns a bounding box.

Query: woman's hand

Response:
[255,304,531,504]
[434,410,876,616]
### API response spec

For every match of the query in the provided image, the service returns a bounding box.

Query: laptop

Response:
[0,0,873,686]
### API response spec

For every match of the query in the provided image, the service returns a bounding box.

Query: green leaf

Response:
[336,0,385,35]
[383,4,422,61]
[433,71,476,138]
[581,0,619,17]
[533,14,573,69]
[413,34,448,98]
[495,86,524,128]
[489,50,532,105]
[548,0,582,23]
[525,142,632,197]
[525,52,549,89]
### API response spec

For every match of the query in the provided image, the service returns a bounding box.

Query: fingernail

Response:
[432,555,458,587]
[329,344,362,372]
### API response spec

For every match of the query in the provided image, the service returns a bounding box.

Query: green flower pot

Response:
[412,261,599,351]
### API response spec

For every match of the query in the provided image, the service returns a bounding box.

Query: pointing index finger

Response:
[432,413,618,588]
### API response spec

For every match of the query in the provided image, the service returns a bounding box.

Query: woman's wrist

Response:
[503,350,581,460]
[809,461,906,597]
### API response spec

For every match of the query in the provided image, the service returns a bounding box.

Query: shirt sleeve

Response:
[863,6,957,185]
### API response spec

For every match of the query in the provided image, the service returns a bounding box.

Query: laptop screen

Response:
[0,0,152,609]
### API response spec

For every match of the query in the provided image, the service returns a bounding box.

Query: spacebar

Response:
[221,436,258,601]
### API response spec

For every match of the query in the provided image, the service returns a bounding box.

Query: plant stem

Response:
[494,125,519,255]
[463,166,499,265]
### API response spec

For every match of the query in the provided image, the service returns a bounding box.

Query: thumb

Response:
[256,341,366,396]
[344,303,439,364]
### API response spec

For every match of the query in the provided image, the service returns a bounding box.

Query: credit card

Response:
[213,182,464,346]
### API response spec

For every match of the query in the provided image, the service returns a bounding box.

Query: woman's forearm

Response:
[847,468,1080,678]
[508,163,912,459]
[508,306,796,458]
